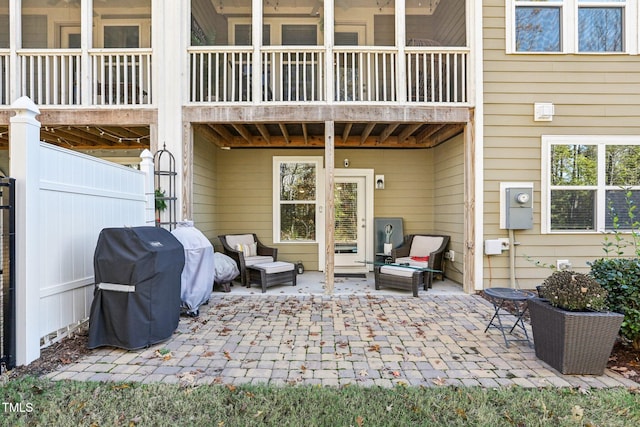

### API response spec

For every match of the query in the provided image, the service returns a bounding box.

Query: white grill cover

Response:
[171,221,214,313]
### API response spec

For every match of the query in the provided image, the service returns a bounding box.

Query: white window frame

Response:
[273,156,323,244]
[541,135,640,233]
[506,0,638,54]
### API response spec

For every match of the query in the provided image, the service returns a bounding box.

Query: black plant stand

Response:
[484,287,536,348]
[154,144,177,230]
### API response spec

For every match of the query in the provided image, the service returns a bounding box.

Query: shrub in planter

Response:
[589,258,640,350]
[530,271,623,375]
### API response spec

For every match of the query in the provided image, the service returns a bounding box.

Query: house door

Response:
[333,170,373,273]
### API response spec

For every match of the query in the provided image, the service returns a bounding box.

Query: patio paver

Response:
[45,293,638,389]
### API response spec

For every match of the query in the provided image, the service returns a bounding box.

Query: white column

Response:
[153,0,186,218]
[8,0,21,103]
[396,0,406,102]
[80,0,93,106]
[324,0,334,103]
[10,96,41,366]
[252,0,262,103]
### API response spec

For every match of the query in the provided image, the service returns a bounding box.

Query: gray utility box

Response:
[505,187,533,229]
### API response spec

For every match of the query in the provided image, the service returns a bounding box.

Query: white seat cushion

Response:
[244,255,274,266]
[409,236,443,257]
[380,265,417,277]
[252,261,294,274]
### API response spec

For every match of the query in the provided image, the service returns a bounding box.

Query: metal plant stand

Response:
[154,144,177,230]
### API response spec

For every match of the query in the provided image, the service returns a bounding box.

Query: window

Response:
[542,136,640,233]
[508,0,633,54]
[273,157,323,243]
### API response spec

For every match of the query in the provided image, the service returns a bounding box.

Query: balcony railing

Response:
[18,49,81,106]
[1,46,469,107]
[4,49,152,107]
[189,46,469,105]
[90,49,152,106]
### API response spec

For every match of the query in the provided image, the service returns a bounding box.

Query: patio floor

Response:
[45,273,637,388]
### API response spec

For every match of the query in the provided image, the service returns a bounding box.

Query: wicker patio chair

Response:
[218,234,278,287]
[391,234,450,288]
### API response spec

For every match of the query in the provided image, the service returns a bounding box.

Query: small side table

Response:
[483,287,536,348]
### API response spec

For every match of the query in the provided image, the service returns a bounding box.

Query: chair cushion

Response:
[225,234,255,248]
[380,265,417,277]
[251,261,294,274]
[236,242,257,256]
[409,236,443,257]
[395,257,429,269]
[244,255,274,266]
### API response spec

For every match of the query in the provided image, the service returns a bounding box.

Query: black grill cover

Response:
[88,226,185,350]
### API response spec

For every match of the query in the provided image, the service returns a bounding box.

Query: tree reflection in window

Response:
[279,162,316,241]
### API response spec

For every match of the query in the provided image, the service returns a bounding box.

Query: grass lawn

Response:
[2,376,639,426]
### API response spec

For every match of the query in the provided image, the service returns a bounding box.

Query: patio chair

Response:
[391,234,450,288]
[218,233,278,287]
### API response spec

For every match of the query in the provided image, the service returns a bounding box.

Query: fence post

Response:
[9,96,41,365]
[139,149,155,225]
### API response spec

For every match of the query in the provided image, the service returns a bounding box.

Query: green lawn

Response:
[2,377,639,426]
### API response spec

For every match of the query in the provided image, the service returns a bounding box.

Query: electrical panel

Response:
[505,187,533,229]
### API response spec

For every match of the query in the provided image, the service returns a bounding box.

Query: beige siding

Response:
[483,0,640,288]
[201,146,437,271]
[192,134,218,242]
[433,134,464,284]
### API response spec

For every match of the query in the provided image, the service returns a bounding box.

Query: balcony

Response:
[188,45,469,105]
[0,49,152,108]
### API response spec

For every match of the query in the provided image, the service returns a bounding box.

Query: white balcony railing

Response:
[0,51,8,105]
[334,47,397,102]
[8,49,152,107]
[189,46,469,105]
[405,47,468,103]
[90,49,152,106]
[3,47,469,107]
[18,49,81,106]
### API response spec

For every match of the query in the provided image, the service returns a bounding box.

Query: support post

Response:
[10,96,41,365]
[324,121,335,295]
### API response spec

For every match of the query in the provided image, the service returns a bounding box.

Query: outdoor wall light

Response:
[375,175,385,189]
[344,158,349,168]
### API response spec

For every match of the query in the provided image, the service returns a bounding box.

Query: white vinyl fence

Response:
[10,96,153,365]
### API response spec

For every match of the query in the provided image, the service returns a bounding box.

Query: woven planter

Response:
[528,298,624,375]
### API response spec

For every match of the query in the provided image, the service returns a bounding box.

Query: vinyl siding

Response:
[192,134,218,242]
[483,0,640,288]
[434,133,464,284]
[204,147,437,271]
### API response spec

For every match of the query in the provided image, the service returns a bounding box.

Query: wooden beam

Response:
[210,124,235,142]
[360,123,375,145]
[415,124,446,145]
[255,123,271,143]
[377,123,399,144]
[197,124,223,147]
[279,123,290,144]
[398,123,423,142]
[301,123,309,145]
[231,123,252,143]
[425,124,465,148]
[324,120,335,295]
[342,123,352,142]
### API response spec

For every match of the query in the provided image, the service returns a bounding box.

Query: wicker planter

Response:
[528,298,624,375]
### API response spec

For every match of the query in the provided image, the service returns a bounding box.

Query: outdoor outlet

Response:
[557,259,572,271]
[497,238,510,250]
[445,250,455,262]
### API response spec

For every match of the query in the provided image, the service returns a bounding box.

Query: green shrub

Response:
[590,258,640,350]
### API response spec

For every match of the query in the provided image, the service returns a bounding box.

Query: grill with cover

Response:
[88,226,185,350]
